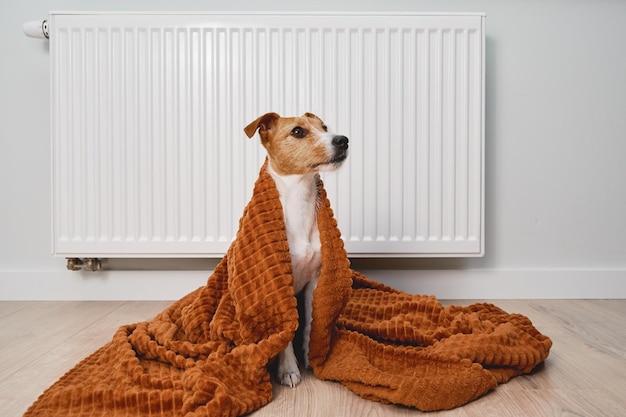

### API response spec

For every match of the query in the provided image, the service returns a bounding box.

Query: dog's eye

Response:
[291,127,307,138]
[322,125,328,132]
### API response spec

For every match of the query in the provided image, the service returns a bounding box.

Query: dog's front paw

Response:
[278,359,301,387]
[278,341,302,387]
[277,345,302,388]
[279,370,302,388]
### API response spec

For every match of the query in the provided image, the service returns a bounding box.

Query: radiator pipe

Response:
[66,258,102,272]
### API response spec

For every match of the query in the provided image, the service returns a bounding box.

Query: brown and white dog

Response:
[244,112,349,387]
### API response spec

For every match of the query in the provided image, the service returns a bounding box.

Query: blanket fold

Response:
[25,161,551,417]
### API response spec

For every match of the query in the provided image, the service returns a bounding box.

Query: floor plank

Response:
[1,300,624,416]
[0,301,171,416]
[0,302,35,319]
[0,301,126,381]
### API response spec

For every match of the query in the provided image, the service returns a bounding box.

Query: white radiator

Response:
[48,12,485,258]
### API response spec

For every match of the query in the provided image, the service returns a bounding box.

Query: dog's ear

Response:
[303,112,321,122]
[244,112,280,139]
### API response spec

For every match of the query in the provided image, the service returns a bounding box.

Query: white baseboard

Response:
[362,269,626,299]
[1,269,625,300]
[0,270,209,301]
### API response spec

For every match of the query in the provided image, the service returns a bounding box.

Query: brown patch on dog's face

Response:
[244,112,338,176]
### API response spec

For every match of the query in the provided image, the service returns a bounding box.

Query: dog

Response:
[244,112,349,387]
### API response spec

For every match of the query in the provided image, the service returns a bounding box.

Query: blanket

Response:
[25,161,552,416]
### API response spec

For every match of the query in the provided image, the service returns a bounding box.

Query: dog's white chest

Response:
[271,170,322,294]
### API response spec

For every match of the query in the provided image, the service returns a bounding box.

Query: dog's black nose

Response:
[332,135,349,150]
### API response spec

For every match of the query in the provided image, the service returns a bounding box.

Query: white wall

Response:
[2,0,626,300]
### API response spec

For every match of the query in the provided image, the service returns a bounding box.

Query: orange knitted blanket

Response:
[25,162,552,416]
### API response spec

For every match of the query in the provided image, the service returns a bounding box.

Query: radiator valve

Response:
[66,258,102,272]
[23,20,49,39]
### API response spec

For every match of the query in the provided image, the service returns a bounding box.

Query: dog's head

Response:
[244,112,349,176]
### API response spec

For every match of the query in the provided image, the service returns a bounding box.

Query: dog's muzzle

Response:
[331,135,349,162]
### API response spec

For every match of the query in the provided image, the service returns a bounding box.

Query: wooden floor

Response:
[1,299,624,416]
